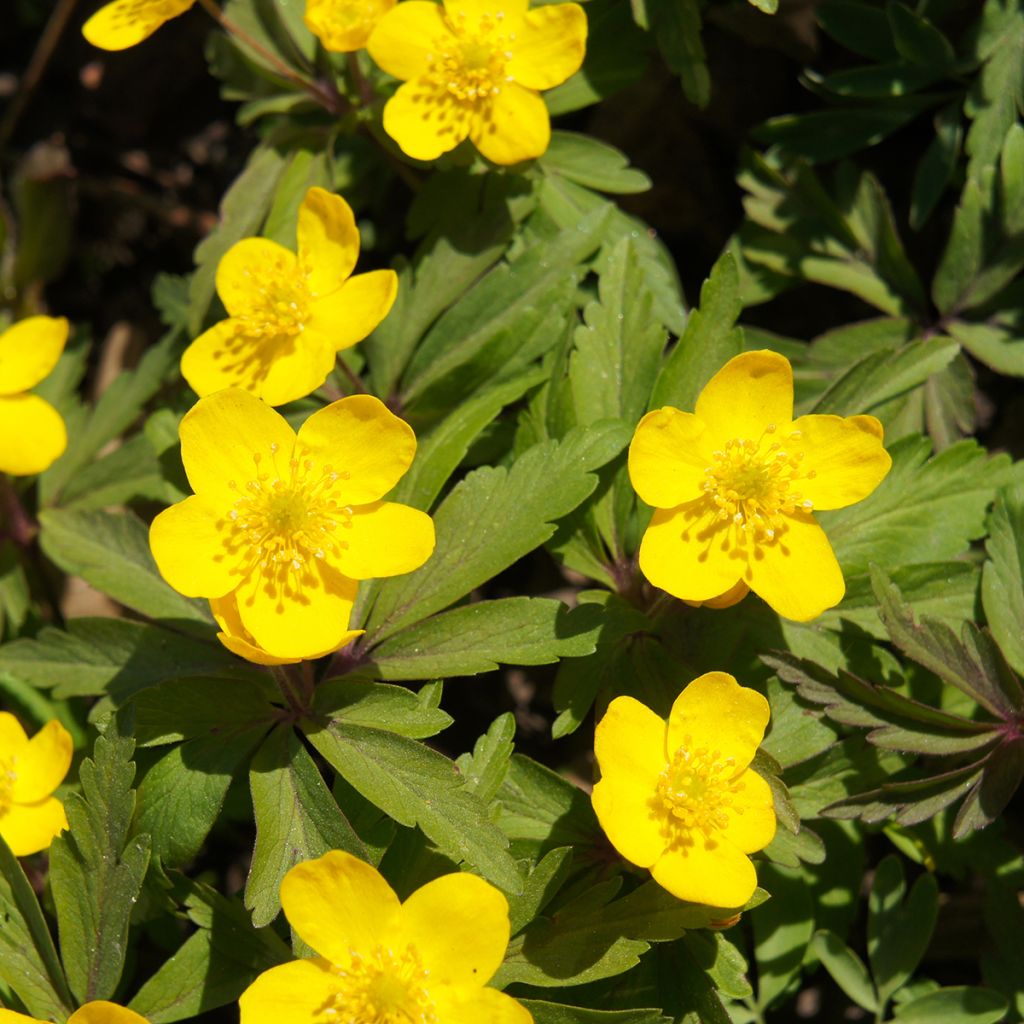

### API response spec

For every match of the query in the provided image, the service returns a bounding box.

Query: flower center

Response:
[236,264,312,341]
[324,945,437,1024]
[655,739,742,844]
[426,11,513,102]
[0,756,17,817]
[222,444,354,599]
[701,425,816,541]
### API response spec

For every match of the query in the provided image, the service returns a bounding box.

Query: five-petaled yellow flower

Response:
[0,316,69,476]
[628,350,892,622]
[83,0,196,50]
[593,672,774,909]
[0,1002,149,1024]
[368,0,587,164]
[149,388,434,662]
[0,714,72,857]
[240,850,532,1024]
[305,0,396,51]
[181,187,398,407]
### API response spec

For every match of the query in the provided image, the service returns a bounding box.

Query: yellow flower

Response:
[0,713,72,857]
[181,187,398,407]
[240,850,532,1024]
[82,0,196,50]
[0,316,69,476]
[592,673,775,908]
[149,388,434,662]
[628,350,892,622]
[305,0,396,51]
[0,1002,149,1024]
[367,0,587,164]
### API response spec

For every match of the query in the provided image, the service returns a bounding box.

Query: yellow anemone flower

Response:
[239,850,532,1024]
[0,316,69,476]
[0,1002,149,1024]
[628,350,892,622]
[593,673,774,908]
[305,0,396,51]
[181,187,398,407]
[149,388,434,662]
[367,0,587,164]
[82,0,196,50]
[0,713,72,857]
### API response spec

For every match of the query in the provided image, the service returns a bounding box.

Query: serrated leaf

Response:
[455,713,516,804]
[982,485,1024,676]
[312,679,452,738]
[542,132,651,194]
[305,720,522,893]
[49,719,151,1002]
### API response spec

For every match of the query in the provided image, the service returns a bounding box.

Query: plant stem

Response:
[335,355,367,394]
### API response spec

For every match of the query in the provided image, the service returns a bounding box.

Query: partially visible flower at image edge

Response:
[592,672,774,909]
[149,388,435,662]
[305,0,396,52]
[0,1002,150,1024]
[0,316,69,476]
[367,0,587,164]
[239,850,533,1024]
[628,349,892,622]
[0,713,73,857]
[82,0,196,50]
[181,187,397,407]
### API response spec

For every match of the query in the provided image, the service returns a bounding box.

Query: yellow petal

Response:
[746,511,845,621]
[82,0,194,49]
[149,495,240,599]
[398,873,509,986]
[69,1003,150,1024]
[788,413,892,511]
[306,269,399,353]
[236,560,359,660]
[304,0,396,52]
[178,388,296,505]
[724,769,776,855]
[470,83,550,165]
[0,394,67,475]
[258,335,337,408]
[431,986,534,1024]
[506,3,587,90]
[0,316,68,394]
[702,579,750,610]
[638,502,743,602]
[295,395,417,505]
[297,188,359,297]
[443,0,528,22]
[666,672,769,772]
[650,835,757,909]
[382,80,472,161]
[239,958,340,1024]
[11,720,72,804]
[280,851,401,964]
[367,2,450,80]
[210,594,301,665]
[216,238,298,317]
[0,712,29,755]
[333,502,435,580]
[0,796,67,856]
[0,1011,43,1024]
[628,407,711,509]
[694,350,793,445]
[180,320,284,401]
[592,697,669,868]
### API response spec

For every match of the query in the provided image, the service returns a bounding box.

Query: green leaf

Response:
[49,718,151,1002]
[982,485,1024,676]
[246,726,367,927]
[541,132,651,194]
[455,713,516,804]
[893,987,1009,1024]
[753,863,815,1009]
[910,104,962,230]
[37,509,212,630]
[364,422,629,643]
[0,836,73,1018]
[651,252,743,412]
[817,0,899,60]
[947,320,1024,376]
[647,0,710,107]
[521,1001,669,1024]
[887,2,955,68]
[369,598,602,680]
[810,930,878,1012]
[312,679,452,739]
[953,738,1024,836]
[305,721,522,893]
